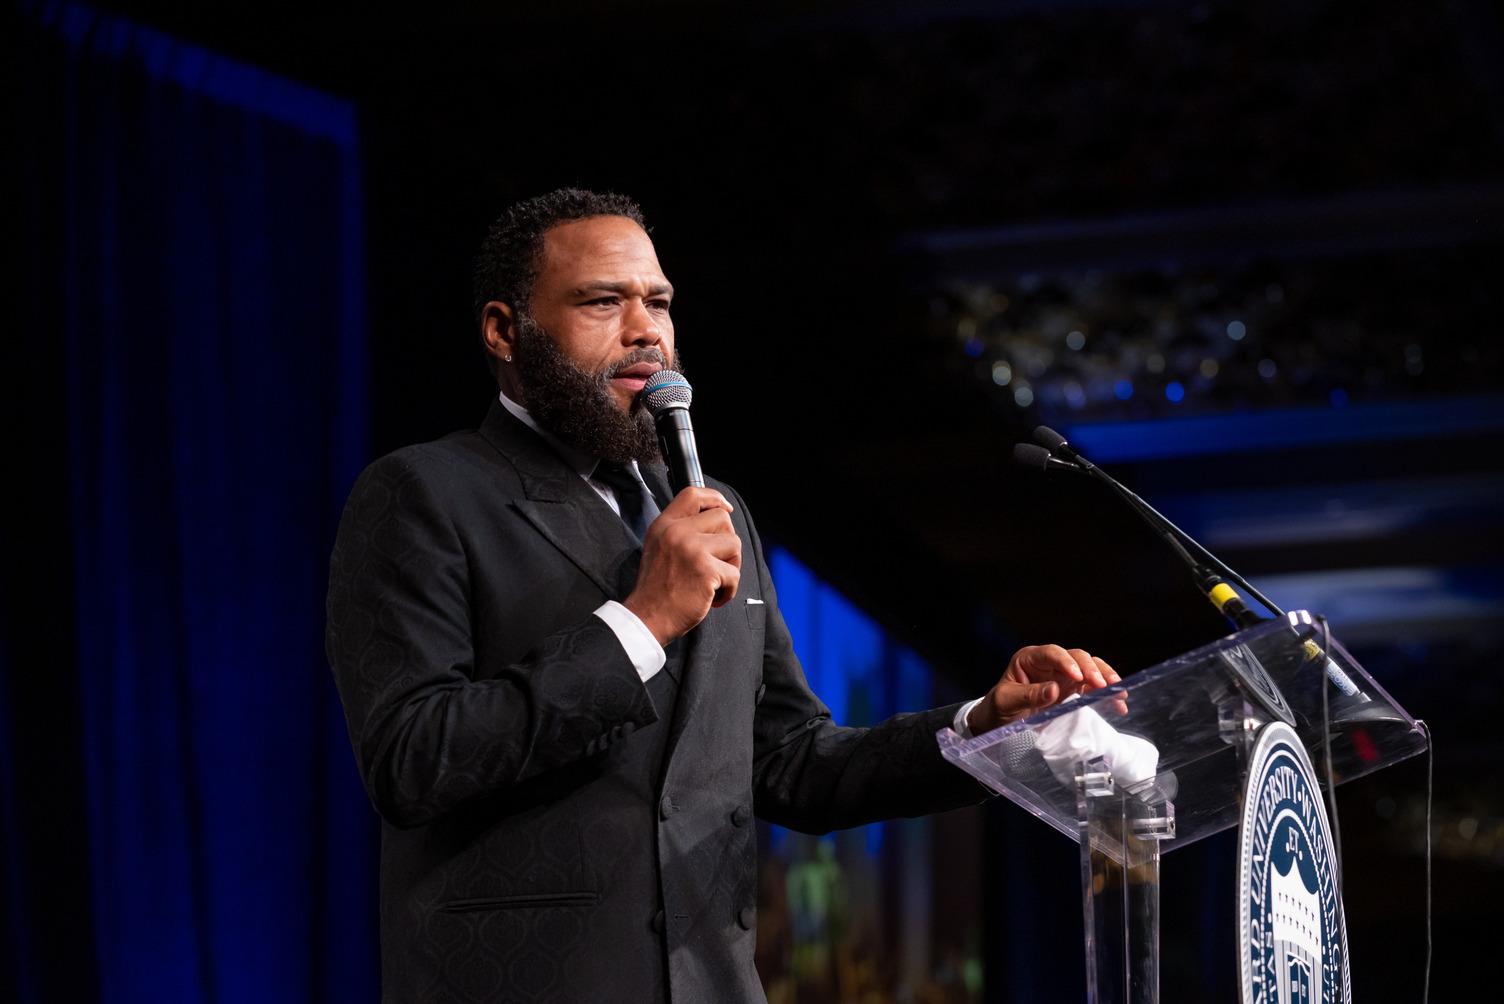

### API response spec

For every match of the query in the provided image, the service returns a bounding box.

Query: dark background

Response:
[9,0,1502,1001]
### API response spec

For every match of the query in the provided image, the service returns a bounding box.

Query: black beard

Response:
[511,314,676,465]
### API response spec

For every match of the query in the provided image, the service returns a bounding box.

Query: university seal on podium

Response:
[1238,721,1350,1004]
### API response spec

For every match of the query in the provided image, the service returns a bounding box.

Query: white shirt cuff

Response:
[953,697,985,738]
[594,601,666,682]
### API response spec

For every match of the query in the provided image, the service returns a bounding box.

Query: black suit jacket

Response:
[326,402,984,1003]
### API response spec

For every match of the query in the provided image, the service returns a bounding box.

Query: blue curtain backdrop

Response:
[6,3,376,1002]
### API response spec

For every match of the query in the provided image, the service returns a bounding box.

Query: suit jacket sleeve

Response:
[730,485,988,833]
[325,449,658,829]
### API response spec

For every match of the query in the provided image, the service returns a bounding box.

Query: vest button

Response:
[620,720,637,736]
[731,805,751,827]
[737,906,755,930]
[659,794,678,819]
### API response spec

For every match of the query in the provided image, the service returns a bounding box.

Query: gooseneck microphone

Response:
[1012,443,1090,477]
[640,370,705,493]
[1022,426,1281,622]
[1016,425,1371,702]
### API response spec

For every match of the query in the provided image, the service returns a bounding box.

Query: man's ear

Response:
[481,300,518,367]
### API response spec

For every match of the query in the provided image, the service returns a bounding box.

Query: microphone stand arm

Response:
[1033,428,1284,624]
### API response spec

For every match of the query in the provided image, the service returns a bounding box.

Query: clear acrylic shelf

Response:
[938,611,1428,861]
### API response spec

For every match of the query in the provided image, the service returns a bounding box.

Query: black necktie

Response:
[593,461,659,541]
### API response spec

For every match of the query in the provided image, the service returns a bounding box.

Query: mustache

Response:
[604,347,673,381]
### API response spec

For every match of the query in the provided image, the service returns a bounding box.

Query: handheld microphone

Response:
[641,370,705,493]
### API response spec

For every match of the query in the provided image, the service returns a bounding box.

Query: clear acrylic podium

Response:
[937,612,1428,1003]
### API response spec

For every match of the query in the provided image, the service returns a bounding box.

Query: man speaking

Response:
[326,188,1120,1002]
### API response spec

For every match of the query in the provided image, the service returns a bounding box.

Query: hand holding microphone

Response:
[622,371,741,645]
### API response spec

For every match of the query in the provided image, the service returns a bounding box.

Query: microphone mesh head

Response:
[1032,425,1069,451]
[1012,443,1052,471]
[642,370,693,415]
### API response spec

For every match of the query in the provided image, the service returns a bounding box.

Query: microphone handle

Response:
[655,407,705,493]
[654,403,729,605]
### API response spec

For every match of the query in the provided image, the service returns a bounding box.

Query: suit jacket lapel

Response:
[637,464,725,760]
[478,402,641,600]
[479,403,713,762]
[633,463,680,684]
[665,606,720,761]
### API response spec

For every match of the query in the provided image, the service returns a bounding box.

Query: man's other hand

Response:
[966,645,1123,734]
[624,487,742,646]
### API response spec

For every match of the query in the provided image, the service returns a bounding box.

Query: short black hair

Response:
[472,187,647,325]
